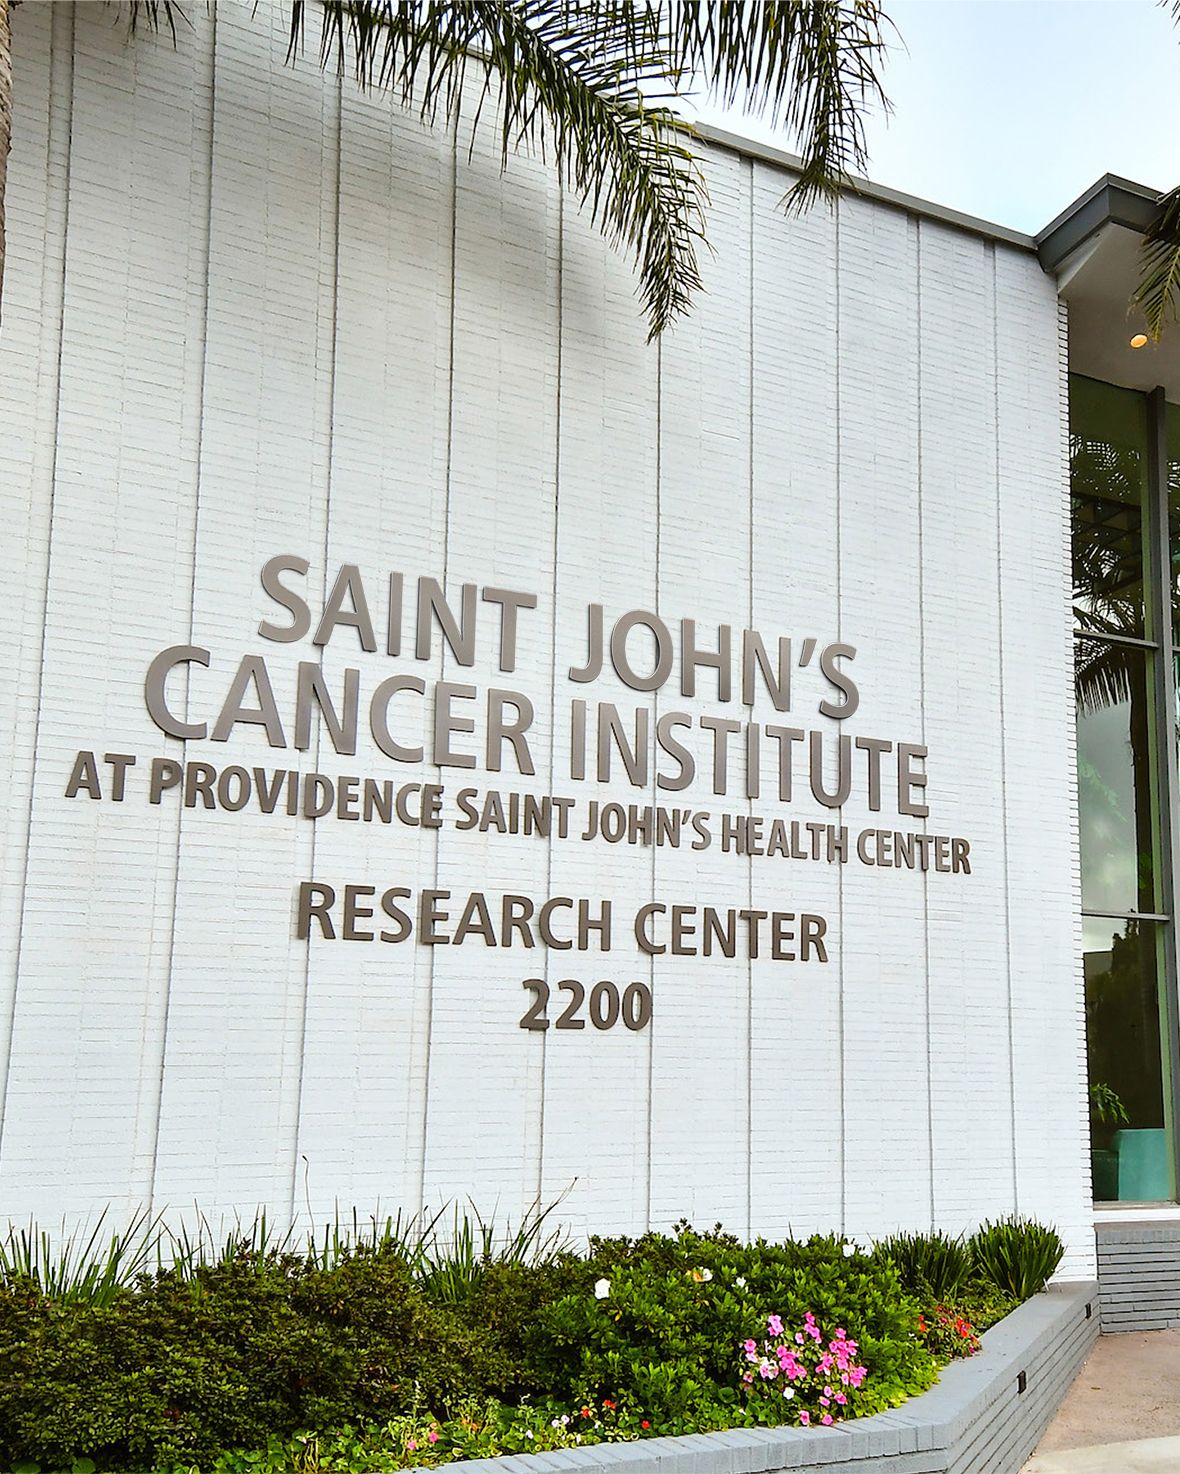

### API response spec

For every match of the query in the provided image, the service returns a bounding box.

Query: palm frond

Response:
[301,2,708,337]
[578,1,892,207]
[669,0,892,208]
[1075,637,1135,716]
[1135,184,1180,341]
[109,2,187,41]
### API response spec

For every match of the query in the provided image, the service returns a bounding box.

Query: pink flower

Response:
[407,1443,418,1452]
[820,1397,830,1408]
[821,1414,833,1426]
[799,1411,811,1426]
[835,1393,848,1406]
[744,1339,758,1356]
[767,1314,783,1336]
[428,1431,439,1445]
[823,1387,833,1397]
[795,1332,804,1344]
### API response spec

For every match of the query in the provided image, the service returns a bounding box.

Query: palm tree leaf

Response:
[575,1,892,207]
[1075,638,1134,716]
[115,2,185,41]
[301,2,708,337]
[1135,184,1180,341]
[669,0,892,208]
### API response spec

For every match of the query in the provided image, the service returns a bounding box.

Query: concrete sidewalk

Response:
[1021,1330,1180,1472]
[1025,1437,1180,1472]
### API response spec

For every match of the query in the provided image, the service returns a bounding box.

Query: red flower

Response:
[641,1421,650,1430]
[602,1399,616,1410]
[581,1407,592,1418]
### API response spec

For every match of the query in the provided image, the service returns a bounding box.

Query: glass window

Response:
[1071,376,1148,637]
[1076,638,1157,914]
[1085,916,1173,1202]
[1072,374,1175,1204]
[1168,400,1180,630]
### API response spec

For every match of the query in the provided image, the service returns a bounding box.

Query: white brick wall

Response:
[0,3,1093,1275]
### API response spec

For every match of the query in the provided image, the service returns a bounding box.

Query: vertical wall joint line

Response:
[288,63,344,1224]
[915,220,935,1230]
[0,1,76,1167]
[833,197,846,1234]
[993,246,1020,1213]
[149,0,219,1211]
[536,180,564,1206]
[745,155,755,1244]
[416,107,460,1211]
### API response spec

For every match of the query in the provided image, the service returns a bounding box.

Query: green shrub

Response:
[952,1281,1020,1333]
[0,1245,486,1470]
[526,1225,940,1428]
[0,1214,1042,1473]
[969,1217,1064,1299]
[875,1231,971,1302]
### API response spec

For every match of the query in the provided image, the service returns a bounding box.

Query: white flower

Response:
[842,1242,856,1258]
[525,1431,534,1440]
[550,1420,561,1429]
[594,1277,611,1299]
[734,1276,747,1290]
[701,1267,713,1282]
[783,1388,795,1399]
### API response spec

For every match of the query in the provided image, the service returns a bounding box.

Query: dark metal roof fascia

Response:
[695,122,1038,251]
[1036,175,1164,273]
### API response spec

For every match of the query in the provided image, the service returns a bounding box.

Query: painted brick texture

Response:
[0,4,1093,1275]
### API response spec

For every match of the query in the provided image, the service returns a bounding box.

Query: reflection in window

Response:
[1076,638,1156,914]
[1071,376,1147,637]
[1085,917,1172,1202]
[1072,376,1174,1203]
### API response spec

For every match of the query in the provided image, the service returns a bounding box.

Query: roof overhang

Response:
[1038,175,1180,401]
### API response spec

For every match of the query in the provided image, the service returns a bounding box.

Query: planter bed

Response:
[420,1284,1097,1474]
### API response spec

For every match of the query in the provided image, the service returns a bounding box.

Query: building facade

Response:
[8,3,1174,1287]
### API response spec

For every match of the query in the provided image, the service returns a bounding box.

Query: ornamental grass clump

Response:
[876,1231,971,1302]
[741,1312,869,1428]
[968,1217,1064,1300]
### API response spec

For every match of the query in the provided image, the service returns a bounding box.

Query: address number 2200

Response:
[520,978,652,1032]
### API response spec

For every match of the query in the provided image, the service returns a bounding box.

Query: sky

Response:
[690,0,1180,236]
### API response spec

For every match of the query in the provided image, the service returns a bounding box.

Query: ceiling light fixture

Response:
[1130,333,1149,349]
